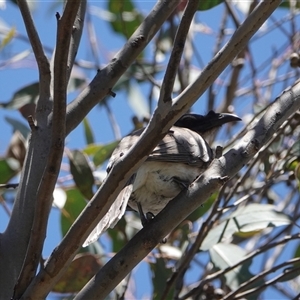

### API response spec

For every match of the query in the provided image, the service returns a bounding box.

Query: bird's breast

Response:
[128,161,202,214]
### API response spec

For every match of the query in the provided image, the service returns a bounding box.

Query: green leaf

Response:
[92,141,119,167]
[150,258,173,299]
[0,26,15,49]
[52,253,102,293]
[4,82,39,110]
[83,118,94,145]
[107,213,140,251]
[280,1,300,9]
[210,243,263,299]
[0,158,20,183]
[128,82,149,118]
[201,204,291,251]
[108,0,143,38]
[5,116,30,138]
[60,188,87,237]
[187,192,217,222]
[68,150,95,199]
[290,140,300,157]
[107,217,128,253]
[198,0,224,10]
[68,75,86,93]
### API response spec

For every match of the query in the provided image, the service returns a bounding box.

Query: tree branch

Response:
[65,0,86,83]
[19,1,180,298]
[13,1,83,298]
[158,0,198,108]
[14,0,51,126]
[0,1,52,298]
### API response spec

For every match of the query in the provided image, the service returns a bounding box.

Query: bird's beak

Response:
[197,111,241,133]
[216,112,242,125]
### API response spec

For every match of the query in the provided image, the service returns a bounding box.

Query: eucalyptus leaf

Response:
[83,118,94,145]
[210,243,263,299]
[0,157,20,183]
[4,82,39,109]
[5,116,30,138]
[60,188,87,237]
[201,204,291,251]
[108,0,143,38]
[68,150,95,199]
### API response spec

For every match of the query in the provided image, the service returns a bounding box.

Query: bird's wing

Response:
[107,126,214,170]
[83,175,135,247]
[106,130,142,173]
[148,127,214,167]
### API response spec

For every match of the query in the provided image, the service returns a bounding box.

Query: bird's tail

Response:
[83,175,135,247]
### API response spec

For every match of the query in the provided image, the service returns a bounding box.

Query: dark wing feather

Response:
[148,127,213,167]
[107,126,214,171]
[106,129,143,172]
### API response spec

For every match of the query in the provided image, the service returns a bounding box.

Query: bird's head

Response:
[174,110,241,139]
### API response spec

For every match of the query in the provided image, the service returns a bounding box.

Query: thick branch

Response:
[14,2,82,299]
[0,2,52,299]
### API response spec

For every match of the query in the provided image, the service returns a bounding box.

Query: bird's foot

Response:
[137,203,167,243]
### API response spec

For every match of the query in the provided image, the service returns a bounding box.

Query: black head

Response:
[174,110,241,136]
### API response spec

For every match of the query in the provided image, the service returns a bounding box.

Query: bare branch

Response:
[66,0,86,82]
[158,0,198,108]
[20,1,180,298]
[104,101,121,141]
[0,2,52,298]
[13,1,83,298]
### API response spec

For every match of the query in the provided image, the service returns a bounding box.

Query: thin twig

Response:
[103,100,121,141]
[222,258,300,300]
[0,183,19,189]
[158,0,198,108]
[0,194,12,216]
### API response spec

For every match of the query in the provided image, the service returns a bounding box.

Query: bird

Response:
[83,111,241,246]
